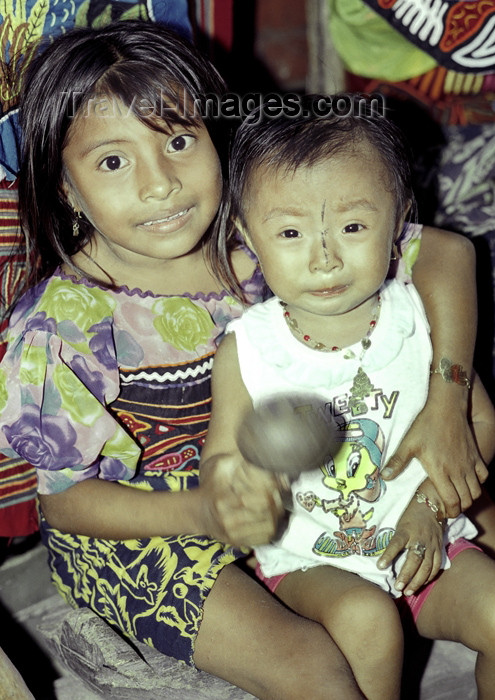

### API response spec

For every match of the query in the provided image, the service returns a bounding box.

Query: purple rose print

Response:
[10,281,50,326]
[4,404,82,470]
[25,312,57,335]
[69,355,107,403]
[241,264,270,303]
[88,320,117,370]
[99,456,133,481]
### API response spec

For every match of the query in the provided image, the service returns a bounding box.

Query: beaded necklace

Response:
[280,294,381,356]
[280,295,382,415]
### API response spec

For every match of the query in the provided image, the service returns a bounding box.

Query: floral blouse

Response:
[0,262,267,495]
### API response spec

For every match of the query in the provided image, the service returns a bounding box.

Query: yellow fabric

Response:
[328,0,437,81]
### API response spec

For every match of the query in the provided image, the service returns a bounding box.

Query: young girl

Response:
[0,20,487,699]
[203,95,495,700]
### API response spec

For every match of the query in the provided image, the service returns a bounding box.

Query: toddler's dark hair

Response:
[213,93,417,299]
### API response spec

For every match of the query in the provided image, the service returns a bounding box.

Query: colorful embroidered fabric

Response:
[362,0,495,74]
[329,0,495,125]
[0,266,265,493]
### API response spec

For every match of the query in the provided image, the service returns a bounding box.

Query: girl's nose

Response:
[139,160,181,201]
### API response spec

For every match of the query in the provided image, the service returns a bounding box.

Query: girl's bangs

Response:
[95,63,202,132]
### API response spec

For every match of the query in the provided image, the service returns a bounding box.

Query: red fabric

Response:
[0,497,39,538]
[0,179,38,536]
[212,0,233,51]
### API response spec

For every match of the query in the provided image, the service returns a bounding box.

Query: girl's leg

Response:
[275,566,403,700]
[194,563,365,700]
[415,548,495,700]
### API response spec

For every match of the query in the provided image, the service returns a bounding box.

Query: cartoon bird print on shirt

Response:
[296,418,395,557]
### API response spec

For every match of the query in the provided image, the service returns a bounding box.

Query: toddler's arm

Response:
[378,477,445,596]
[383,226,487,517]
[200,333,285,546]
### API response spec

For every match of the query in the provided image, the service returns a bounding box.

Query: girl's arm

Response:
[378,477,445,597]
[39,479,210,540]
[40,457,282,545]
[40,334,284,546]
[383,226,487,517]
[378,371,495,594]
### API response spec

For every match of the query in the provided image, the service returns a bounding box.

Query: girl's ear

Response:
[235,218,256,254]
[60,175,79,211]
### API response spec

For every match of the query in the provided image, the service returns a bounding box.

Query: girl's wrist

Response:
[188,487,212,535]
[427,361,470,411]
[430,357,472,390]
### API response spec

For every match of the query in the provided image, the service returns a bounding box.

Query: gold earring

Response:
[73,210,81,237]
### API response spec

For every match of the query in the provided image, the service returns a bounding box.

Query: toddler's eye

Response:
[100,155,124,171]
[167,134,195,152]
[280,229,300,239]
[343,223,364,234]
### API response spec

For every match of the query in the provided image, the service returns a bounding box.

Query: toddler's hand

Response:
[200,454,285,546]
[377,489,444,596]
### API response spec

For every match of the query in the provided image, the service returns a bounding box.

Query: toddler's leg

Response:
[275,566,403,700]
[466,487,495,558]
[415,548,495,699]
[195,562,365,700]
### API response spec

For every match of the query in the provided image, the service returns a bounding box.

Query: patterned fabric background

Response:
[362,0,495,73]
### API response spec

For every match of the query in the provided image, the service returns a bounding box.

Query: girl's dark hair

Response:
[15,19,227,307]
[213,93,417,299]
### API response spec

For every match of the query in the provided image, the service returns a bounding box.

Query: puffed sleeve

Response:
[0,282,141,495]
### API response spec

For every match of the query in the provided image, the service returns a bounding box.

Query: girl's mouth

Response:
[142,207,191,226]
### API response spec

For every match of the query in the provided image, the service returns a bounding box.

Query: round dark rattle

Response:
[237,394,339,477]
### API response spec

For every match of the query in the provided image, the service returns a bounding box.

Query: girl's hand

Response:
[377,488,444,596]
[199,453,285,547]
[381,388,487,518]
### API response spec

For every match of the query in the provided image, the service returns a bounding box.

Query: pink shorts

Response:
[256,537,481,623]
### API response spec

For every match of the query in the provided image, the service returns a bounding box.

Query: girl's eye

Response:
[343,223,364,234]
[280,229,300,239]
[167,134,195,153]
[100,155,125,171]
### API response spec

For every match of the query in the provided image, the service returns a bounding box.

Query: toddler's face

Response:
[240,142,403,338]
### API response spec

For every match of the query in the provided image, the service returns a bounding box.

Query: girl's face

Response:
[240,141,405,339]
[62,96,222,277]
